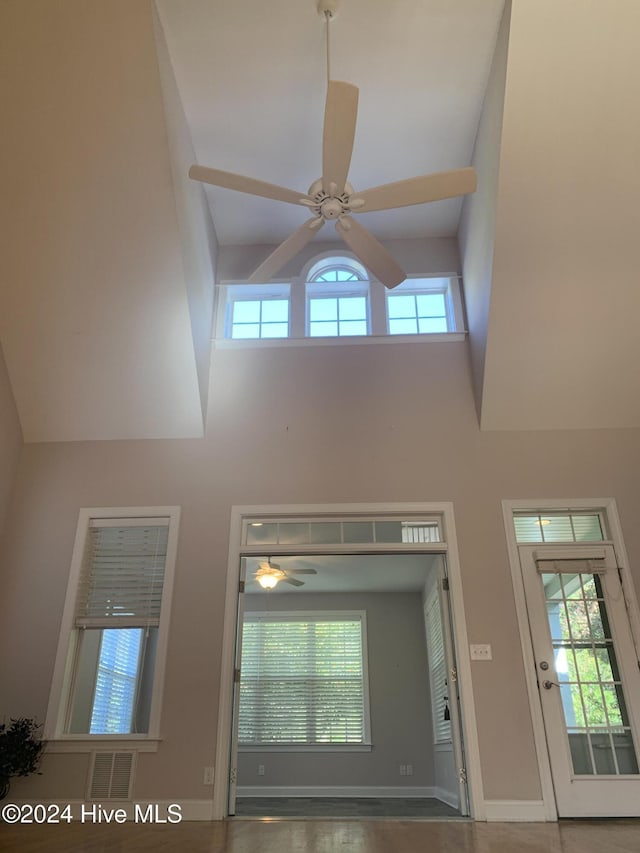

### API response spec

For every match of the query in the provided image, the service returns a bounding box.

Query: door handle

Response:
[542,679,559,690]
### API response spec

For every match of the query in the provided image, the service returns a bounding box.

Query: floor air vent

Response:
[89,752,135,800]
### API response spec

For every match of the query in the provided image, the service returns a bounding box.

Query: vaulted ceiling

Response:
[1,0,639,441]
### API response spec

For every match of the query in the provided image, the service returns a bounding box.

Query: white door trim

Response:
[502,497,640,821]
[212,501,485,820]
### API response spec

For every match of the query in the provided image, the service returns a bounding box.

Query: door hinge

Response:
[441,577,450,591]
[234,668,241,683]
[239,580,245,593]
[450,666,458,683]
[459,767,467,784]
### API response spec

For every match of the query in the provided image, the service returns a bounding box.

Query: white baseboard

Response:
[237,785,436,799]
[433,786,459,809]
[483,800,547,822]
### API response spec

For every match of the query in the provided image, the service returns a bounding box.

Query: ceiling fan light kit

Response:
[189,0,477,289]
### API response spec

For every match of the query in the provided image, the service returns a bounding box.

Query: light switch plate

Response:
[470,643,492,660]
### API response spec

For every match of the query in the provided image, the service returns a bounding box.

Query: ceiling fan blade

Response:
[248,218,325,283]
[188,165,312,207]
[354,167,477,213]
[336,216,406,289]
[283,576,305,587]
[322,81,359,196]
[288,568,317,575]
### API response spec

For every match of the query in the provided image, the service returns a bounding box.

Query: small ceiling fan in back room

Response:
[189,0,477,289]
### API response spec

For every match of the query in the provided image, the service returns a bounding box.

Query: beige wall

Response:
[0,343,22,539]
[3,339,640,806]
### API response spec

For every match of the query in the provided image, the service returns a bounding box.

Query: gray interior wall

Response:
[3,340,640,805]
[0,343,22,540]
[237,590,434,790]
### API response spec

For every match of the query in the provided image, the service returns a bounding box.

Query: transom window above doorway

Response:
[243,517,442,547]
[216,255,464,344]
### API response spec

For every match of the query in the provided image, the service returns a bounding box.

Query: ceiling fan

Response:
[189,0,477,289]
[254,559,317,590]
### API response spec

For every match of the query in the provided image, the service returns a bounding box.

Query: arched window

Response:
[305,257,370,338]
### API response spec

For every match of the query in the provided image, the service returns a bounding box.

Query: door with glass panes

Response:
[520,544,640,817]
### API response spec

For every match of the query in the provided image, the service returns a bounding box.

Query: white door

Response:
[520,544,640,817]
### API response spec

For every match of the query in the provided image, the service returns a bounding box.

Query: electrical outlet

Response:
[258,764,265,776]
[406,764,413,776]
[203,766,214,785]
[470,643,493,661]
[399,764,406,776]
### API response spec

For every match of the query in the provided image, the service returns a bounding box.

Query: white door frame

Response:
[212,501,485,820]
[502,497,640,821]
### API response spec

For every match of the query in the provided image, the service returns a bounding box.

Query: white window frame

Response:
[44,506,180,751]
[219,282,291,340]
[386,276,462,336]
[214,254,466,348]
[238,609,372,752]
[306,278,371,338]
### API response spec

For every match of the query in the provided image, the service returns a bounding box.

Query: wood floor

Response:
[2,819,640,852]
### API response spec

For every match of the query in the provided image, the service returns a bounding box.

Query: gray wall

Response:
[238,591,434,790]
[0,343,22,540]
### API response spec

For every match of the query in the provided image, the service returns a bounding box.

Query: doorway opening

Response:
[233,552,464,818]
[214,504,482,820]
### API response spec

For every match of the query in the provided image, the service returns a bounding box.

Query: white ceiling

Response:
[244,554,439,594]
[156,0,505,246]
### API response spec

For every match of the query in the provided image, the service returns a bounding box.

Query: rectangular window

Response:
[230,298,289,339]
[308,295,368,337]
[239,612,370,746]
[48,509,179,740]
[386,278,453,335]
[514,512,605,544]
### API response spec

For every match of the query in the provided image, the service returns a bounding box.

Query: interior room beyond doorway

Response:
[232,552,465,819]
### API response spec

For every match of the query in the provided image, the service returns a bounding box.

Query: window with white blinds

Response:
[239,612,370,746]
[425,592,451,744]
[51,509,179,740]
[76,521,169,628]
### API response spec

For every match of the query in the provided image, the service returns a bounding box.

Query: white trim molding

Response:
[483,800,547,822]
[237,786,437,799]
[213,501,485,821]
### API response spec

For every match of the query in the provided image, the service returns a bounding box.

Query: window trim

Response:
[238,609,372,750]
[214,254,465,347]
[44,506,180,747]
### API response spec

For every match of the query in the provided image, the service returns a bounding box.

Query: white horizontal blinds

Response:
[75,520,169,628]
[425,594,451,744]
[536,558,607,575]
[239,614,365,745]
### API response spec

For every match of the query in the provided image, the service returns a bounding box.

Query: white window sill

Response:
[213,332,466,350]
[44,737,162,753]
[239,743,372,753]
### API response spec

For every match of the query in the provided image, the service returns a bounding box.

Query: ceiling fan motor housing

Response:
[317,0,340,19]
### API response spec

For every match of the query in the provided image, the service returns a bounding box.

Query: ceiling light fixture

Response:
[257,573,279,590]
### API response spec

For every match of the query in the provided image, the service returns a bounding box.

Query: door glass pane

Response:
[542,572,639,776]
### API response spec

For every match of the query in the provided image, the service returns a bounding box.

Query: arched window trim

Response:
[303,253,369,284]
